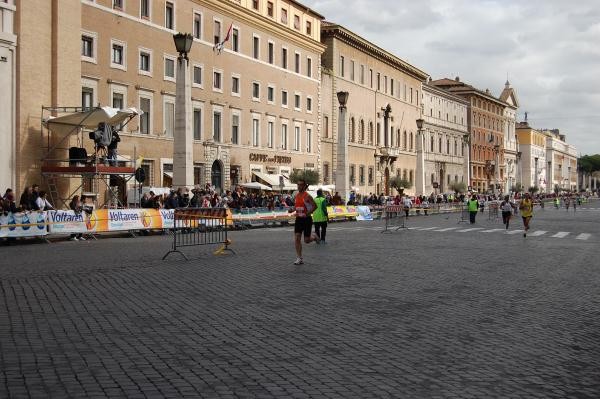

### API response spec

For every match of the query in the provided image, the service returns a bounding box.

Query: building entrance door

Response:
[211,161,222,193]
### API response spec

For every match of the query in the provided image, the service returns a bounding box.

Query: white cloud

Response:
[303,0,600,154]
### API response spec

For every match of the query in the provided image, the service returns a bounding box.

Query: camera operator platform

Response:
[40,105,141,209]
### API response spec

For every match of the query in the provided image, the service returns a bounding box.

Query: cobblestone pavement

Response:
[1,202,599,398]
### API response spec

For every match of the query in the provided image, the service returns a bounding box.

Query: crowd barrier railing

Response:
[381,205,408,233]
[162,208,234,260]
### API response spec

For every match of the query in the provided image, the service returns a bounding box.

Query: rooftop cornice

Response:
[209,0,326,53]
[321,23,429,82]
[423,83,470,105]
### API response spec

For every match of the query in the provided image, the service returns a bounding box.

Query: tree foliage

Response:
[449,181,467,194]
[389,177,412,194]
[511,183,524,193]
[578,154,600,174]
[528,185,539,194]
[289,169,319,185]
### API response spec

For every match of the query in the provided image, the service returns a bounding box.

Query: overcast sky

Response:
[303,0,600,155]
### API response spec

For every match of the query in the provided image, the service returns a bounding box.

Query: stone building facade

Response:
[516,122,547,192]
[432,77,508,193]
[421,82,469,195]
[320,22,428,199]
[0,0,16,191]
[12,0,324,198]
[499,81,519,193]
[543,129,578,192]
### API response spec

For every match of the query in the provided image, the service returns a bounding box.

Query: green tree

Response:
[289,169,319,185]
[449,181,467,194]
[389,176,412,195]
[511,183,524,193]
[528,185,539,194]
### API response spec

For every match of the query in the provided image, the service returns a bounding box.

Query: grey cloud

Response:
[302,0,600,154]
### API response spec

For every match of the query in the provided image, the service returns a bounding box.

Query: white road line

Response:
[529,230,547,237]
[551,232,570,238]
[457,228,484,233]
[433,227,459,232]
[576,233,591,241]
[481,228,506,233]
[507,229,524,235]
[419,227,440,231]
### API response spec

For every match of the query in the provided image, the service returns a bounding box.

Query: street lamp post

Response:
[172,33,194,189]
[415,118,425,196]
[336,91,350,203]
[493,144,500,194]
[463,133,471,190]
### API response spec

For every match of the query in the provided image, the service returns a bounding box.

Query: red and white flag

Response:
[214,23,233,54]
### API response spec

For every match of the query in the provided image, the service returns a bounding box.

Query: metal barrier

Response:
[488,202,500,222]
[162,207,234,260]
[458,204,469,224]
[381,205,408,233]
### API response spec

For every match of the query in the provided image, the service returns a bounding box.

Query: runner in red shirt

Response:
[290,179,319,265]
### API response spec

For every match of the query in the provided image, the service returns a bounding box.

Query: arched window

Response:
[350,117,355,142]
[369,122,374,145]
[359,119,365,143]
[403,131,407,150]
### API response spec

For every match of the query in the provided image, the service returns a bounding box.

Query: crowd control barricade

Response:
[162,207,234,260]
[458,204,469,224]
[488,202,500,222]
[381,205,408,233]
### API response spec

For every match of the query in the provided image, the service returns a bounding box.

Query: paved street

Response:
[1,201,600,398]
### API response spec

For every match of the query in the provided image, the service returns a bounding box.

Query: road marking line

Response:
[576,233,591,240]
[481,228,506,233]
[433,227,459,232]
[419,227,440,231]
[457,228,484,232]
[507,229,524,235]
[529,230,547,237]
[551,232,570,238]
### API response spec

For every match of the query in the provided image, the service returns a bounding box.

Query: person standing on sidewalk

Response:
[500,195,515,231]
[519,192,534,237]
[468,194,479,224]
[290,179,319,265]
[312,189,329,244]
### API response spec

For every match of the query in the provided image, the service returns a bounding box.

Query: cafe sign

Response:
[249,153,292,164]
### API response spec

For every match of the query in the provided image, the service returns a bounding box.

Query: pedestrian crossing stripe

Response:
[529,230,547,237]
[507,230,524,235]
[551,232,569,238]
[481,228,506,233]
[457,228,484,233]
[576,233,591,240]
[433,227,459,232]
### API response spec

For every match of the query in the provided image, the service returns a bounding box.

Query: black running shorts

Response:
[294,217,313,237]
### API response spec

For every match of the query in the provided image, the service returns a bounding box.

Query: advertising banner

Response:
[47,210,92,234]
[0,212,48,238]
[356,206,373,221]
[327,206,359,219]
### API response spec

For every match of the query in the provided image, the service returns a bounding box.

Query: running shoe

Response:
[294,257,304,265]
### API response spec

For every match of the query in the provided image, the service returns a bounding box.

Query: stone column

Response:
[173,56,193,188]
[335,103,349,203]
[415,129,425,196]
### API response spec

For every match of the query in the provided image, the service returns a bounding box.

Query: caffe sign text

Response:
[249,153,292,164]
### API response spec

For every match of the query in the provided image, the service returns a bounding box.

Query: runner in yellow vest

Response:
[519,192,534,237]
[312,189,329,244]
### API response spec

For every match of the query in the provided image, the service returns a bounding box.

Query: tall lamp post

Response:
[172,33,194,189]
[335,91,350,203]
[493,144,500,194]
[415,118,425,196]
[463,133,471,190]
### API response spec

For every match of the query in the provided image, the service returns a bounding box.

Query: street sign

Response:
[432,182,439,189]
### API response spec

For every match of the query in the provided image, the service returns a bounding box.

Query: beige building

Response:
[516,122,547,192]
[499,81,519,193]
[543,129,578,192]
[421,82,469,195]
[1,0,16,191]
[13,0,325,203]
[320,22,428,199]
